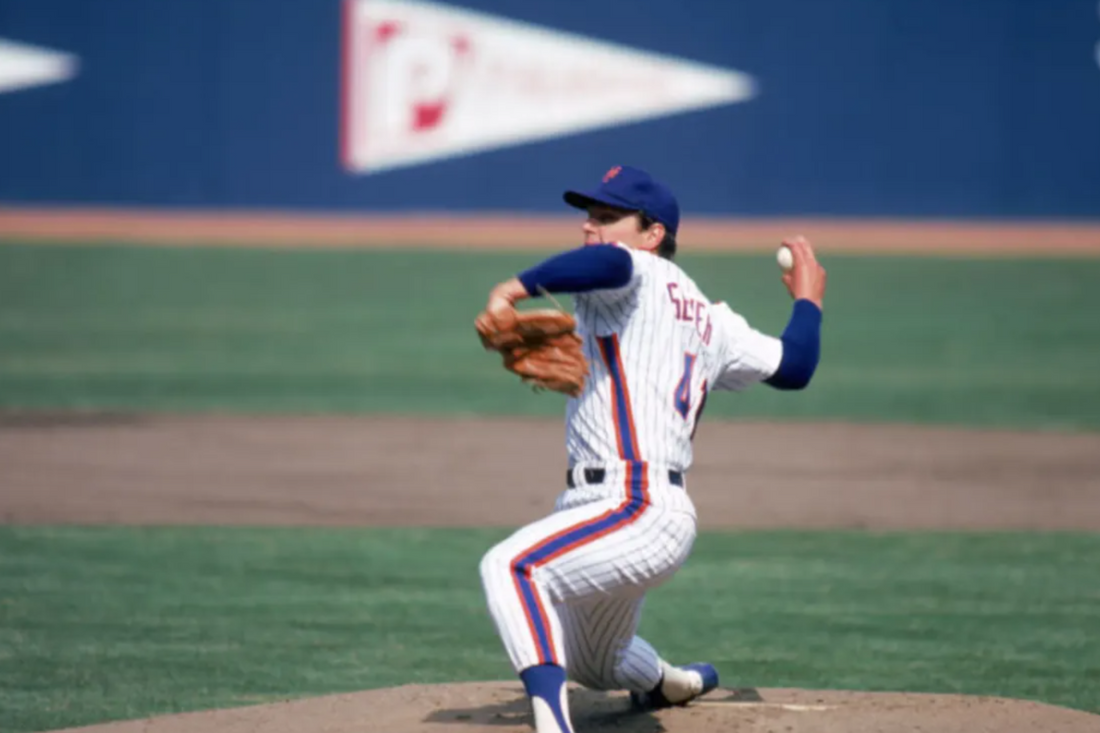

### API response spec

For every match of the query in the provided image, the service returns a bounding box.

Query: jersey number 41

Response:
[673,352,708,439]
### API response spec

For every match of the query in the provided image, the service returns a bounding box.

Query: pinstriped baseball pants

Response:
[479,464,697,692]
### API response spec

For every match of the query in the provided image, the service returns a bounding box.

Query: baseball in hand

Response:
[776,245,794,272]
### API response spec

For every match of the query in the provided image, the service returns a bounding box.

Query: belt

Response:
[567,467,683,489]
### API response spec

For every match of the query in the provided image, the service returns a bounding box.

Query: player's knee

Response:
[479,542,514,592]
[567,665,607,691]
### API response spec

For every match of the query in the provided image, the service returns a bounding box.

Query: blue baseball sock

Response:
[520,664,574,733]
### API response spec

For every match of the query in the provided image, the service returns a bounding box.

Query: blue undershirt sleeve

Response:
[764,299,823,390]
[517,245,633,295]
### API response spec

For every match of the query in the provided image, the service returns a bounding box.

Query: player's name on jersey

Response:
[666,282,714,345]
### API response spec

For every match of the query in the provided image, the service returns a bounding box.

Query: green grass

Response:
[2,242,1100,429]
[1,527,1098,732]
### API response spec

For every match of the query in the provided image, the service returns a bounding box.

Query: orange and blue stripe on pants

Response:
[509,334,650,666]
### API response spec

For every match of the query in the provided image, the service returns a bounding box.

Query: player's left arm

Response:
[483,244,636,312]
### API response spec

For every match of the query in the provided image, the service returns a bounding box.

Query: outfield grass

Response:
[1,527,1098,732]
[2,242,1100,429]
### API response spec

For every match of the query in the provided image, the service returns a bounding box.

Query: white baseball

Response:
[777,245,794,272]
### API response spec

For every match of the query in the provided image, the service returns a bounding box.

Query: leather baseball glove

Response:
[475,307,588,397]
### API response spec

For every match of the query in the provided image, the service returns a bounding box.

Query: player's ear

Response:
[644,222,665,251]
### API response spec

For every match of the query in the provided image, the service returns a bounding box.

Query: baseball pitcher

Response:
[475,165,827,733]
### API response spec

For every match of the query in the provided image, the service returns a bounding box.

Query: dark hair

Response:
[639,213,678,260]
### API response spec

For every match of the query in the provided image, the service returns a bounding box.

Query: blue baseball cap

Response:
[563,165,680,237]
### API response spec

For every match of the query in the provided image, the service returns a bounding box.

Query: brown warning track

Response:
[2,207,1100,255]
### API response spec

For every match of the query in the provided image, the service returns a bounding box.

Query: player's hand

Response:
[485,277,530,316]
[476,277,532,339]
[780,236,826,309]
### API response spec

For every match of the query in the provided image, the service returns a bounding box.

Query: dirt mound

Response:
[49,682,1099,733]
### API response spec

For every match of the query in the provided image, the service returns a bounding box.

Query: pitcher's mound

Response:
[53,681,1098,733]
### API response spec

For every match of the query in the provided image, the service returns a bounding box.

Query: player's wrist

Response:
[495,278,527,299]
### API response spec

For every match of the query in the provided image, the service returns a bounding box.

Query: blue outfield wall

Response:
[1,0,1099,217]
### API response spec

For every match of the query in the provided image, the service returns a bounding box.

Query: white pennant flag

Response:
[0,37,78,94]
[341,0,757,174]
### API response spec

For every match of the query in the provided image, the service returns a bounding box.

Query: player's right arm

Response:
[765,236,827,390]
[778,236,826,310]
[712,236,827,392]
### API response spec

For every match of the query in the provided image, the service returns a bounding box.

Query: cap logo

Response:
[602,166,622,183]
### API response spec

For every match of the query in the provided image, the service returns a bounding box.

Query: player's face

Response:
[582,204,663,251]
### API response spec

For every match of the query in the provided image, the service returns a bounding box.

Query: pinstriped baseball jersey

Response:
[480,243,787,693]
[566,243,783,473]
